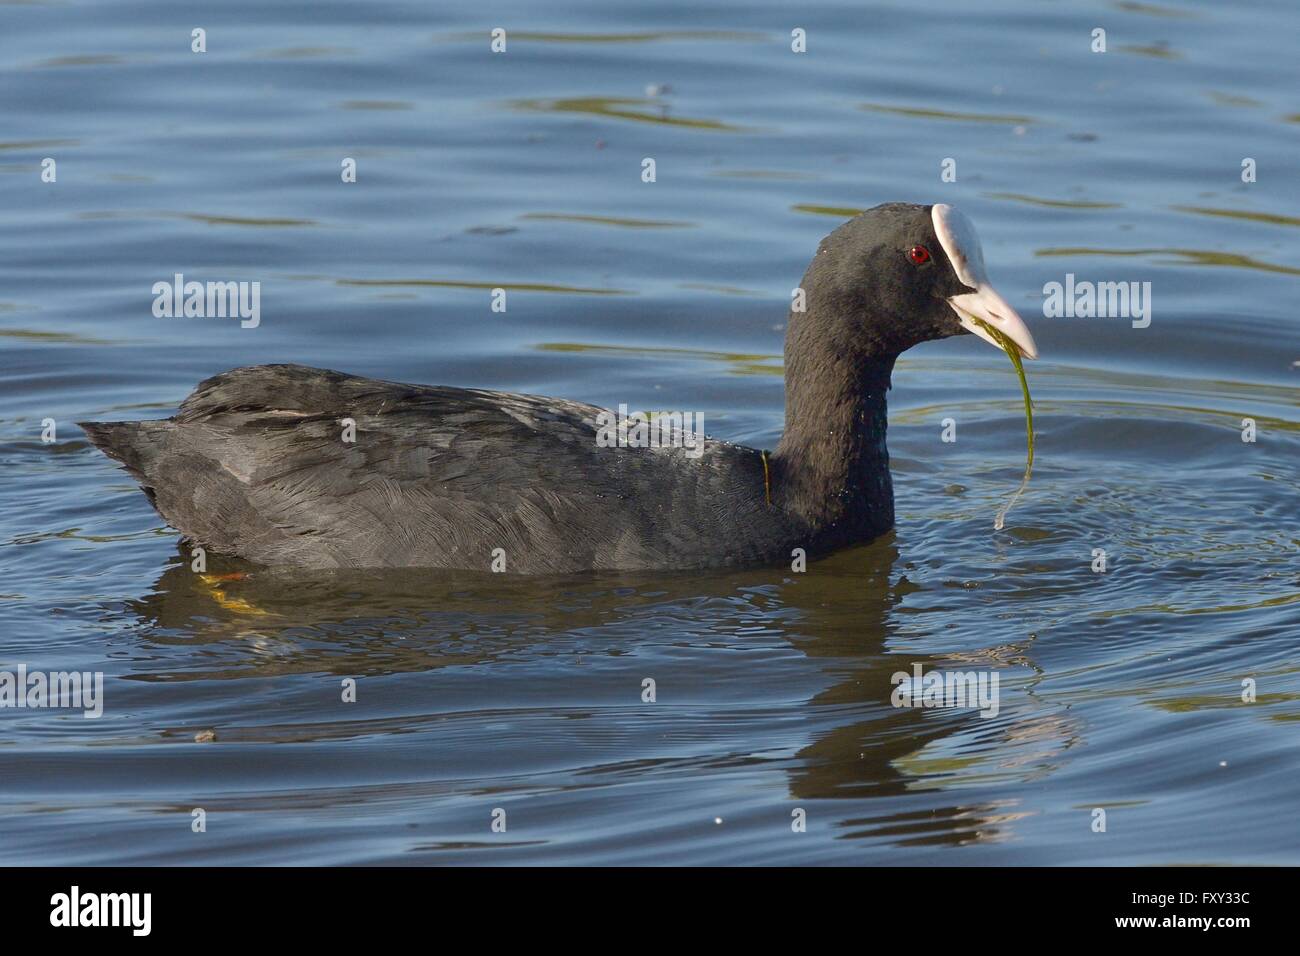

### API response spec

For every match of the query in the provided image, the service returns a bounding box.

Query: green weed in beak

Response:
[972,316,1035,529]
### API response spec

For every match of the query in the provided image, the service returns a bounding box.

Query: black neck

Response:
[771,313,897,543]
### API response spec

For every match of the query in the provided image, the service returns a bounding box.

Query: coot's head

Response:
[796,202,1038,360]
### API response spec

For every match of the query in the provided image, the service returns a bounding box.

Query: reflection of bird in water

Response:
[124,538,1053,850]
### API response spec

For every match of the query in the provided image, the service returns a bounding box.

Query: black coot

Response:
[81,203,1037,573]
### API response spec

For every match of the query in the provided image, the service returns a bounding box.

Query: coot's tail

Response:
[78,420,168,485]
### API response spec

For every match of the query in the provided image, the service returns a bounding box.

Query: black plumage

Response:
[81,202,1033,573]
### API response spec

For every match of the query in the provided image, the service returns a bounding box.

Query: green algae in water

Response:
[972,317,1035,529]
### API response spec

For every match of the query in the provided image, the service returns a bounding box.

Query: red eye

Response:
[909,245,931,265]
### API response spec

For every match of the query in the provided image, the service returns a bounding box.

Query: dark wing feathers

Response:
[82,364,793,572]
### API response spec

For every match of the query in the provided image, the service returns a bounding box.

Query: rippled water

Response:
[2,0,1298,864]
